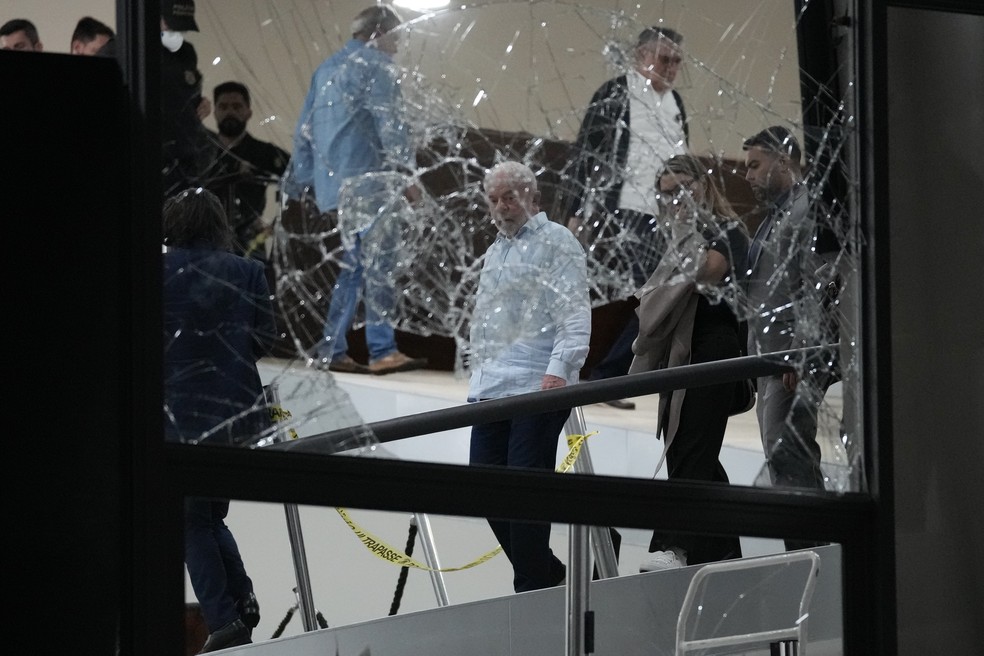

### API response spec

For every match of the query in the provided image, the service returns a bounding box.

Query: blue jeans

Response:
[184,498,254,632]
[469,405,570,592]
[317,232,398,362]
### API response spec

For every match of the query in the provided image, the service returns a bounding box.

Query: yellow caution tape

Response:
[269,405,299,440]
[243,228,269,259]
[557,431,599,473]
[334,507,502,572]
[335,431,601,570]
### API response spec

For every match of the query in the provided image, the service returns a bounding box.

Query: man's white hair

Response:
[484,161,538,194]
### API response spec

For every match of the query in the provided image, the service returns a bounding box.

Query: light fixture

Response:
[393,0,451,11]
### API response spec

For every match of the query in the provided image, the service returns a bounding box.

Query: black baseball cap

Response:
[162,0,199,32]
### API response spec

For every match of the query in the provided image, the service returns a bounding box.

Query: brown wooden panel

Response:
[269,129,762,373]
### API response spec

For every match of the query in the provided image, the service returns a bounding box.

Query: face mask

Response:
[161,30,184,52]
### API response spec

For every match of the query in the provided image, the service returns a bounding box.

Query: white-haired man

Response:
[468,161,591,592]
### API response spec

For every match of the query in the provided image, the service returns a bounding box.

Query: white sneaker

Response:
[639,548,687,572]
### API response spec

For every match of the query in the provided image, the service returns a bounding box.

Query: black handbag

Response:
[729,320,756,416]
[729,377,756,416]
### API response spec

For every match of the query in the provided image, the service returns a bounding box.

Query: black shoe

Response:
[603,399,636,410]
[237,592,260,630]
[199,619,251,653]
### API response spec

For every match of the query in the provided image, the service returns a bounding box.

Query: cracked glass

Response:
[158,1,856,649]
[164,0,861,495]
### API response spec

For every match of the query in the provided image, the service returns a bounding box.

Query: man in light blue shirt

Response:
[468,161,591,592]
[286,4,426,375]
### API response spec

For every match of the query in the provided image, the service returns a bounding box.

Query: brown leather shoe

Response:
[368,351,428,375]
[326,355,370,374]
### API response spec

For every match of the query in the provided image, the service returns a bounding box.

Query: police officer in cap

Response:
[161,0,210,196]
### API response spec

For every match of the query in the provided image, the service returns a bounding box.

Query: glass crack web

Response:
[187,0,862,493]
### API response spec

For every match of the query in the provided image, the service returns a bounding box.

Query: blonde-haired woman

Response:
[632,154,750,571]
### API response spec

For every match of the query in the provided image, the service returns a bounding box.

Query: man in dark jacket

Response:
[202,81,290,260]
[0,18,43,51]
[564,26,690,409]
[70,16,114,55]
[160,0,210,196]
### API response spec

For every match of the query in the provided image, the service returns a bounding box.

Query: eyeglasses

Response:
[655,178,698,207]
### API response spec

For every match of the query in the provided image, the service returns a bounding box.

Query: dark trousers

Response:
[588,208,660,383]
[184,497,254,632]
[588,312,639,381]
[649,328,743,565]
[469,407,571,592]
[756,368,835,551]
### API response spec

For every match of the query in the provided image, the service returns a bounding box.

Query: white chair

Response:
[676,550,821,655]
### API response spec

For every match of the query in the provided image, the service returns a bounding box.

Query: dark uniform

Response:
[161,41,208,196]
[202,132,290,259]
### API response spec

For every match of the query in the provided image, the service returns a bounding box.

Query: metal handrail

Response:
[263,344,834,642]
[565,407,619,580]
[412,513,450,607]
[265,383,319,632]
[267,345,833,453]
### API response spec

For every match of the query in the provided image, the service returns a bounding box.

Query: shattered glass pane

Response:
[154,0,863,649]
[167,0,863,491]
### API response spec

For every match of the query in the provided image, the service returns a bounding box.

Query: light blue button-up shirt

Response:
[468,212,591,400]
[285,39,415,213]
